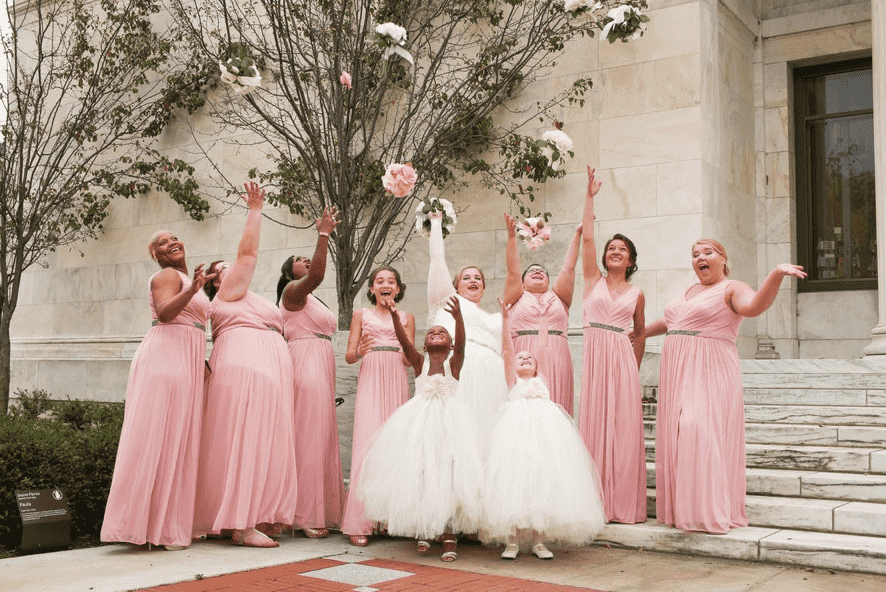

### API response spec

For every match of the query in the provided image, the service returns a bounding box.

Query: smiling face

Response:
[424,325,453,352]
[291,256,310,280]
[151,232,185,268]
[522,264,550,293]
[692,241,728,285]
[455,266,485,303]
[515,350,538,378]
[370,269,400,303]
[604,239,632,273]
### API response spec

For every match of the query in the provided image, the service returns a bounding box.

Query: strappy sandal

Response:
[441,539,457,562]
[416,540,431,554]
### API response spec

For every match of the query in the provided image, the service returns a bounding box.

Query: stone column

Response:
[864,0,886,356]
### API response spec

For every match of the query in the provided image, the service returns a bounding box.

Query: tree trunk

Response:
[0,314,11,414]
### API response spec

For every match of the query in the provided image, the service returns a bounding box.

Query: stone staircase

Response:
[596,358,886,575]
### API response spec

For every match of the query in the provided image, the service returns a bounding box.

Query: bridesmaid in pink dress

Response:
[578,167,647,524]
[193,182,298,548]
[277,207,345,539]
[501,213,582,414]
[341,266,414,546]
[101,232,214,550]
[646,239,806,533]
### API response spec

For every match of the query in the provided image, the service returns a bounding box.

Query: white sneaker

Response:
[531,543,553,559]
[501,543,519,560]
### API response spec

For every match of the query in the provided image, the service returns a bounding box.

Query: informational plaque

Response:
[16,489,71,552]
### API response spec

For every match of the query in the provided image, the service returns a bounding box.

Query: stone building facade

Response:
[9,0,883,402]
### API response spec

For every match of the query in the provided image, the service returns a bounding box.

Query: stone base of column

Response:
[863,325,886,357]
[755,339,781,359]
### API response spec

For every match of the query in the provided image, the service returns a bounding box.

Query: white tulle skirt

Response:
[480,396,606,547]
[355,391,483,540]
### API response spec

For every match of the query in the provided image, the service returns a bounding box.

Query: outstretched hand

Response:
[775,263,807,279]
[380,297,398,315]
[504,213,517,238]
[242,181,265,210]
[444,295,462,322]
[498,297,509,319]
[587,166,601,201]
[317,206,340,235]
[191,263,217,293]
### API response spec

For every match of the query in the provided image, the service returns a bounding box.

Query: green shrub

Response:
[0,391,123,550]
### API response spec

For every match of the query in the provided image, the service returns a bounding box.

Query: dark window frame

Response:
[794,57,876,293]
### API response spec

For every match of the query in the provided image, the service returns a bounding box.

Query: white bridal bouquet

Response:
[415,198,457,238]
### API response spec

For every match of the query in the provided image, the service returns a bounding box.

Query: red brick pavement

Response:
[138,557,606,592]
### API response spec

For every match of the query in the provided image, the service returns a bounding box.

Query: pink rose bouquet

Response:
[382,162,417,197]
[516,217,552,251]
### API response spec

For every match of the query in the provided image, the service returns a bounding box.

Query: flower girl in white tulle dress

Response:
[481,299,606,560]
[356,296,483,562]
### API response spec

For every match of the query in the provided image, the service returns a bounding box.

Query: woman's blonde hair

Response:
[694,238,729,276]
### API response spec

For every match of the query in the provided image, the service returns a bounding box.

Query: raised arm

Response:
[151,264,215,323]
[217,182,264,302]
[501,213,523,306]
[384,301,423,374]
[582,166,603,298]
[727,264,807,318]
[427,215,456,308]
[552,224,582,309]
[631,291,646,368]
[446,296,466,379]
[499,298,517,389]
[282,207,339,310]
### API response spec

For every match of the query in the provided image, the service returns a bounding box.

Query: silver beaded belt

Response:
[313,333,333,341]
[371,345,400,352]
[514,330,565,337]
[586,322,624,333]
[152,319,206,331]
[666,330,701,336]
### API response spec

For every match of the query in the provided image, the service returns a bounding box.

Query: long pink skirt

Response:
[579,327,646,524]
[341,350,409,536]
[101,324,206,547]
[656,334,748,533]
[289,338,345,529]
[193,327,298,534]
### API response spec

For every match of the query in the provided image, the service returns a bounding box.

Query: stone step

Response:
[596,521,886,575]
[644,488,886,536]
[645,463,886,503]
[642,421,886,447]
[643,439,886,473]
[643,403,886,426]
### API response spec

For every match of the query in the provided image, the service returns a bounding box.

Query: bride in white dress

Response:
[426,214,508,447]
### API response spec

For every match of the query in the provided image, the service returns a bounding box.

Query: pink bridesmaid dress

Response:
[281,295,345,530]
[579,276,646,524]
[341,308,410,536]
[101,270,209,547]
[656,279,748,534]
[509,291,574,414]
[193,291,298,535]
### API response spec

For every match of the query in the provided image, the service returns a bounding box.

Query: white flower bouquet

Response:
[415,197,457,238]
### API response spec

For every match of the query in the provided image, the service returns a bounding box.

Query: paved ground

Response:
[5,533,886,592]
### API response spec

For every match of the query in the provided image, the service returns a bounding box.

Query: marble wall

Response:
[9,0,878,403]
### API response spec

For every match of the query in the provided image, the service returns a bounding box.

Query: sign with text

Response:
[16,489,71,552]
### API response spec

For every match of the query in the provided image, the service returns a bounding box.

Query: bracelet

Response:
[318,232,330,237]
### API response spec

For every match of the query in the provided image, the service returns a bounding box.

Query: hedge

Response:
[0,390,123,550]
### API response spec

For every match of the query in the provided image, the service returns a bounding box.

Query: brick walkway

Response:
[138,556,604,592]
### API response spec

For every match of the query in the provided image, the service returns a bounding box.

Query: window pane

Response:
[807,69,873,115]
[808,114,877,280]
